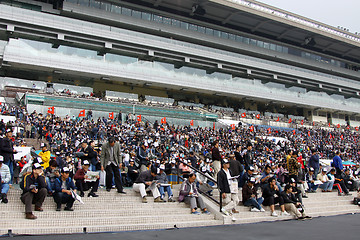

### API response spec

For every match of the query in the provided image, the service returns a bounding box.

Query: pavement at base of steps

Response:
[2,212,360,240]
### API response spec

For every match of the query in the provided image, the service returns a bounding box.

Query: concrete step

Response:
[0,219,223,235]
[0,214,216,228]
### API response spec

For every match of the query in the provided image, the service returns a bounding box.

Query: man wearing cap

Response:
[20,163,47,219]
[74,160,99,197]
[217,159,239,219]
[54,167,77,211]
[0,128,17,184]
[243,142,254,170]
[100,137,126,194]
[280,185,311,220]
[305,167,318,193]
[38,143,51,169]
[317,169,332,192]
[155,164,174,202]
[308,150,320,177]
[262,177,289,217]
[211,140,222,177]
[127,159,139,186]
[239,166,255,188]
[0,156,11,203]
[242,177,265,212]
[133,166,164,203]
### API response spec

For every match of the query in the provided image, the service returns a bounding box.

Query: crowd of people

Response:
[0,103,360,220]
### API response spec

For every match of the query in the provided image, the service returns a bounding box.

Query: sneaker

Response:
[142,197,148,203]
[221,208,230,216]
[302,195,308,198]
[297,216,305,220]
[260,208,265,212]
[202,210,211,215]
[2,197,8,204]
[281,211,291,216]
[191,211,201,215]
[231,216,237,222]
[338,192,344,196]
[304,216,312,219]
[168,198,175,202]
[251,208,260,212]
[271,211,278,217]
[117,191,127,194]
[345,193,352,196]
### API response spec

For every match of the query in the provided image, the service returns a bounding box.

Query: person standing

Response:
[217,159,239,221]
[38,143,51,169]
[332,151,343,178]
[0,129,17,184]
[211,140,222,177]
[0,156,10,203]
[100,137,126,194]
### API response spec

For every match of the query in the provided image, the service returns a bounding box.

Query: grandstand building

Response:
[0,0,360,125]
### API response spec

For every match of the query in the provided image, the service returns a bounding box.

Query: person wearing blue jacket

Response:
[53,167,77,211]
[332,151,343,177]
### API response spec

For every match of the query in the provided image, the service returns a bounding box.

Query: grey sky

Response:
[256,0,360,34]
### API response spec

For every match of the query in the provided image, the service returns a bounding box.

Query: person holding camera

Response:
[280,184,311,220]
[20,163,47,219]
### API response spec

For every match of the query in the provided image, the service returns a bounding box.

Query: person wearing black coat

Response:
[262,177,288,217]
[280,185,311,220]
[217,159,239,217]
[0,129,17,183]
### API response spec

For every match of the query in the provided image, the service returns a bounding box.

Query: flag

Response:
[190,120,194,126]
[347,126,350,130]
[356,127,359,131]
[109,112,114,120]
[213,122,215,130]
[47,106,55,115]
[137,115,142,122]
[336,124,340,128]
[293,130,296,135]
[276,117,279,122]
[308,131,310,137]
[161,117,166,124]
[250,126,254,132]
[329,133,332,139]
[79,109,85,117]
[288,118,292,124]
[340,134,344,140]
[312,121,315,126]
[267,128,271,134]
[301,120,304,125]
[231,124,235,130]
[241,113,246,118]
[256,114,260,119]
[328,123,331,127]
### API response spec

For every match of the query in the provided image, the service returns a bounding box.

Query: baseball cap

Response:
[290,178,296,183]
[249,177,256,183]
[0,156,4,162]
[159,164,165,170]
[322,168,327,172]
[5,128,12,133]
[62,167,70,173]
[309,167,314,172]
[32,163,42,170]
[40,143,46,148]
[222,159,229,164]
[249,166,255,171]
[83,160,90,165]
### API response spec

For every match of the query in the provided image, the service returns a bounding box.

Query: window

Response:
[189,24,198,31]
[221,32,228,39]
[214,30,221,38]
[163,17,172,25]
[172,19,181,27]
[142,12,151,21]
[250,39,257,46]
[235,35,243,42]
[121,7,132,16]
[180,21,189,30]
[153,14,163,23]
[205,28,214,36]
[132,10,142,19]
[111,5,121,14]
[198,26,205,34]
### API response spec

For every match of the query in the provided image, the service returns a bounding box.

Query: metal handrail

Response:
[177,159,222,209]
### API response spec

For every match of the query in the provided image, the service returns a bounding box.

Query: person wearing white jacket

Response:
[0,156,11,203]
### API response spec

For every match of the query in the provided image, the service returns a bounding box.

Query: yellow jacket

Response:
[39,150,51,169]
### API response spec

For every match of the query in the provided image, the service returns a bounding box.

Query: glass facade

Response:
[62,0,359,72]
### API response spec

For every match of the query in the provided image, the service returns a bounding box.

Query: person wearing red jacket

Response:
[74,160,99,197]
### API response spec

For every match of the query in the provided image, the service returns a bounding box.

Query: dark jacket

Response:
[21,173,47,194]
[0,137,15,163]
[262,184,280,199]
[217,168,232,194]
[229,159,243,176]
[86,146,98,166]
[308,154,319,169]
[243,150,253,168]
[73,168,87,182]
[280,191,298,204]
[179,179,199,202]
[134,170,154,184]
[242,183,257,203]
[235,151,244,165]
[54,176,76,193]
[211,147,221,161]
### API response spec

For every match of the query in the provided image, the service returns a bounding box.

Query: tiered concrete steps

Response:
[0,187,222,235]
[217,190,360,224]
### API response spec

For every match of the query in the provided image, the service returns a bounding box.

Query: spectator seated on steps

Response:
[155,164,174,202]
[74,160,99,197]
[0,156,10,204]
[242,177,265,212]
[280,184,311,220]
[44,159,60,194]
[53,167,77,211]
[133,166,164,203]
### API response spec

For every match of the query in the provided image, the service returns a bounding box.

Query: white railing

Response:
[226,0,360,43]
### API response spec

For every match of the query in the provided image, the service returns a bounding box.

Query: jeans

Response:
[90,164,97,172]
[319,181,331,191]
[244,197,264,210]
[158,185,173,199]
[4,161,13,184]
[307,182,319,191]
[1,183,9,194]
[45,177,55,192]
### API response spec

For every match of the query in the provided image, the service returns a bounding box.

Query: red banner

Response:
[137,115,142,122]
[47,106,55,115]
[190,120,194,126]
[79,109,85,117]
[109,112,114,120]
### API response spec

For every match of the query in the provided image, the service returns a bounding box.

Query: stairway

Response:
[0,186,222,235]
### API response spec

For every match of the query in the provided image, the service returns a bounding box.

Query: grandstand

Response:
[1,0,360,236]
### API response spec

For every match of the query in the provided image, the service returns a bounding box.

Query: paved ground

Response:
[3,213,360,240]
